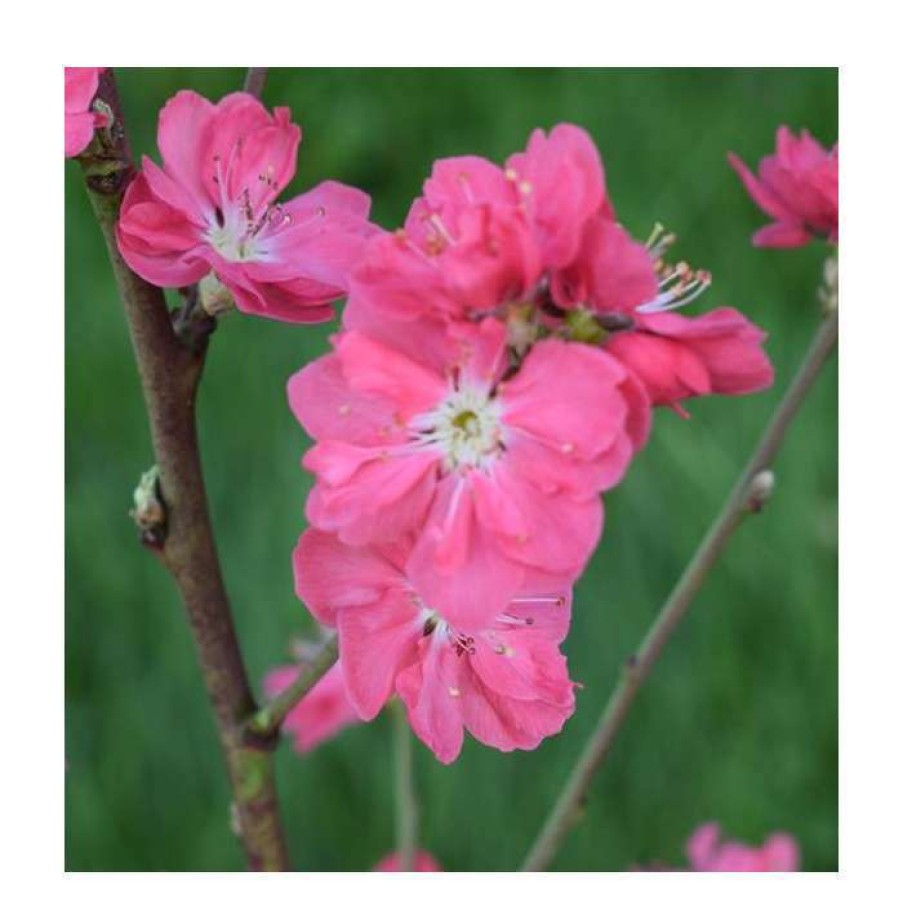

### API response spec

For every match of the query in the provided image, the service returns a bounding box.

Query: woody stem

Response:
[521,306,838,871]
[79,68,289,871]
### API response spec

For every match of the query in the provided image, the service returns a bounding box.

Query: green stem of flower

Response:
[246,636,339,739]
[394,701,419,871]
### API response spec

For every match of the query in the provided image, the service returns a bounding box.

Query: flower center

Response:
[206,222,260,263]
[413,383,503,471]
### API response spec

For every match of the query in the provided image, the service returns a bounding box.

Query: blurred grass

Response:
[65,68,837,871]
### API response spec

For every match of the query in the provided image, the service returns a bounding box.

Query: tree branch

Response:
[78,68,289,871]
[246,635,339,739]
[520,307,838,871]
[243,68,268,98]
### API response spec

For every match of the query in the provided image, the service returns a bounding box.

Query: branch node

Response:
[172,286,218,355]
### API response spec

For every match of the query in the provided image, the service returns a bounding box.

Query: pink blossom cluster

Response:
[89,87,775,765]
[282,124,774,763]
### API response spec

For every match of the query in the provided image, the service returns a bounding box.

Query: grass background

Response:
[65,68,838,871]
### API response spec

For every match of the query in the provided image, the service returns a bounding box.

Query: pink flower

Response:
[294,529,576,765]
[288,316,649,629]
[263,661,358,754]
[65,67,108,158]
[686,823,800,872]
[374,850,442,871]
[604,309,773,412]
[116,90,377,322]
[729,126,838,248]
[552,218,774,412]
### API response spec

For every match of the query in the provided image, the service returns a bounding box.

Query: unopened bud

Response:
[506,303,539,356]
[130,465,166,543]
[199,272,236,317]
[565,308,606,344]
[818,256,838,315]
[93,98,115,133]
[747,469,775,513]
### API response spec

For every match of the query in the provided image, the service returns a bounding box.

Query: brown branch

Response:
[520,307,838,871]
[78,68,289,871]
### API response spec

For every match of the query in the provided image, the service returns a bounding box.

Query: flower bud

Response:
[199,272,236,317]
[818,256,838,315]
[130,465,166,542]
[747,469,775,513]
[565,307,606,343]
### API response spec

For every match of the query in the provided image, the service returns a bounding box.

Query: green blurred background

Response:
[65,68,838,871]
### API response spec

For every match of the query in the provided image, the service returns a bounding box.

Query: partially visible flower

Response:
[505,123,613,267]
[263,661,359,754]
[116,90,378,322]
[289,316,649,628]
[294,528,576,765]
[552,219,774,413]
[374,850,442,871]
[65,67,109,158]
[729,126,838,248]
[686,822,800,872]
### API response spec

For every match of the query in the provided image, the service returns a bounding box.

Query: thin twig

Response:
[247,636,339,739]
[521,308,838,871]
[393,701,419,871]
[78,68,289,871]
[244,68,268,98]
